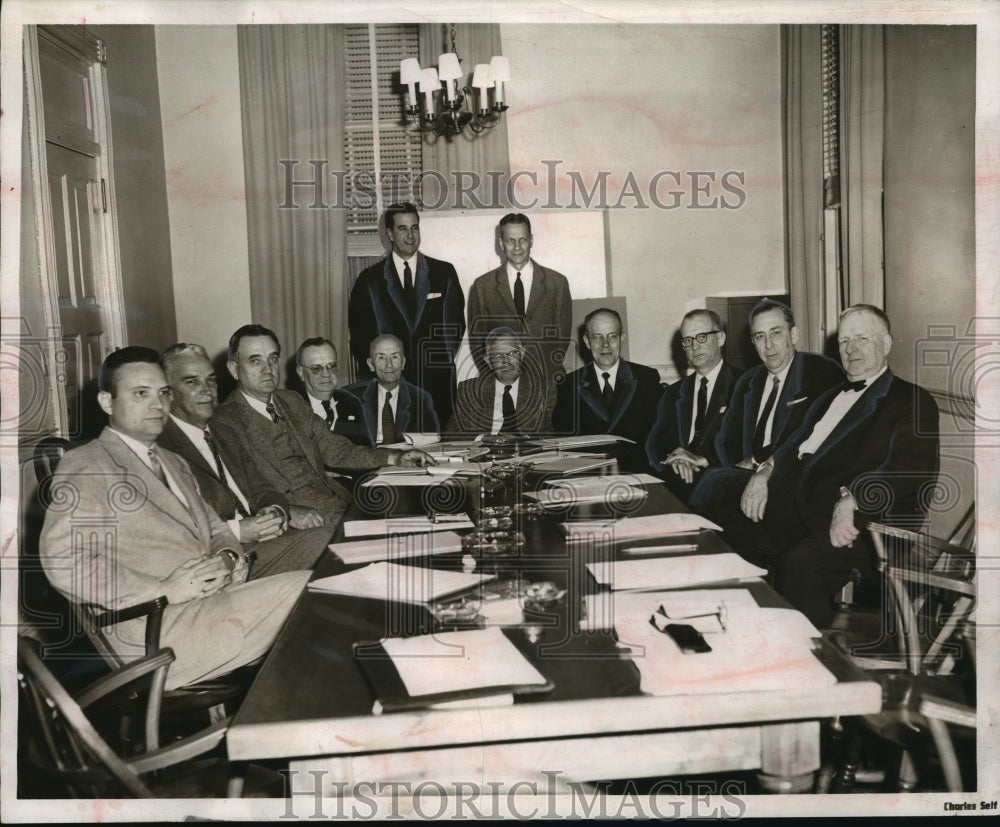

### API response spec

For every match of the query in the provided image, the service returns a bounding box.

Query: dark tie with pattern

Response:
[601,371,614,411]
[147,446,166,483]
[204,428,249,517]
[500,385,517,433]
[752,375,780,463]
[266,400,282,423]
[321,398,336,426]
[381,391,396,444]
[513,271,526,318]
[692,376,708,445]
[403,261,417,319]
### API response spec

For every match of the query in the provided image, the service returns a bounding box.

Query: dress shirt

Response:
[392,252,418,290]
[491,378,520,435]
[242,390,275,421]
[754,361,792,450]
[307,392,337,427]
[798,367,888,458]
[170,414,251,535]
[111,428,188,508]
[688,359,724,444]
[506,260,534,307]
[594,360,621,391]
[376,383,401,443]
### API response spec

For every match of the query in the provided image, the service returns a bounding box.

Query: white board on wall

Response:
[418,209,609,380]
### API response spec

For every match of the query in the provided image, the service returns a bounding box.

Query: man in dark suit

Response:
[689,299,843,513]
[294,336,368,445]
[728,305,939,627]
[467,213,572,386]
[40,347,309,690]
[348,202,465,425]
[645,309,741,502]
[158,343,333,577]
[553,307,661,470]
[446,327,554,438]
[344,334,440,447]
[210,325,434,528]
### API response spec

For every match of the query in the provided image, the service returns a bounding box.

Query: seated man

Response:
[344,334,440,447]
[689,298,842,511]
[158,343,333,577]
[553,307,661,469]
[210,325,433,527]
[40,347,309,691]
[724,305,939,627]
[446,327,554,438]
[294,336,368,445]
[645,309,741,502]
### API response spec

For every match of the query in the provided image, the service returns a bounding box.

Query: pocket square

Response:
[786,397,808,406]
[427,292,442,299]
[718,405,727,413]
[346,415,356,421]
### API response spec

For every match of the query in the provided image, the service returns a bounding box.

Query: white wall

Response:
[500,24,785,379]
[156,26,251,359]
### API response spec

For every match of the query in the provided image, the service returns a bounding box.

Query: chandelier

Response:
[400,25,509,137]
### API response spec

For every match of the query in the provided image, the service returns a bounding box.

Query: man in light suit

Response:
[553,307,661,471]
[344,334,440,447]
[467,213,572,386]
[349,202,465,425]
[689,299,842,514]
[446,327,554,438]
[645,309,741,502]
[40,347,309,691]
[727,305,939,627]
[158,343,332,577]
[294,336,368,445]
[210,325,433,528]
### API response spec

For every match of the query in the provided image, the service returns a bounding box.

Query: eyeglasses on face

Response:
[589,333,621,346]
[305,363,337,375]
[680,330,721,349]
[487,349,522,363]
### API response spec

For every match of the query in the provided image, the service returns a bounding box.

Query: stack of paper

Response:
[562,512,723,542]
[309,561,492,602]
[329,531,465,566]
[524,477,648,508]
[586,553,767,590]
[534,434,634,449]
[529,455,616,475]
[343,515,474,537]
[382,433,441,449]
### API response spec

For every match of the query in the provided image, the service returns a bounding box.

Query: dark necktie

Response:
[752,375,780,463]
[692,376,708,445]
[500,384,517,433]
[381,391,396,444]
[601,371,614,410]
[321,398,336,426]
[204,429,249,517]
[513,271,526,318]
[403,261,417,319]
[266,400,282,423]
[147,446,166,483]
[842,379,867,392]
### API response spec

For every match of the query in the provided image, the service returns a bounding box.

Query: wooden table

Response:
[227,462,881,797]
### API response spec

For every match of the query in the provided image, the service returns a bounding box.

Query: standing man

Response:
[210,325,434,528]
[158,343,333,577]
[349,202,465,425]
[645,309,741,502]
[467,213,572,388]
[295,336,368,445]
[553,307,661,469]
[345,334,440,447]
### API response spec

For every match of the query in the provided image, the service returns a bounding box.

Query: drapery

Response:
[237,26,349,380]
[418,24,511,210]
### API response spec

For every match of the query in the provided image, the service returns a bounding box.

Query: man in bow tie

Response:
[294,337,368,445]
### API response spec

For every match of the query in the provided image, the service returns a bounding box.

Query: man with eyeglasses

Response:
[210,324,435,528]
[445,326,553,437]
[554,307,661,469]
[294,337,368,445]
[646,309,741,502]
[344,334,440,447]
[349,203,465,425]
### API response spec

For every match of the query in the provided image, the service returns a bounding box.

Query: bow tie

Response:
[842,379,867,393]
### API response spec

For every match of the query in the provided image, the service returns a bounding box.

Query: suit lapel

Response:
[524,261,544,320]
[492,267,518,315]
[413,254,430,325]
[608,362,638,431]
[271,393,323,475]
[578,366,609,423]
[163,419,215,480]
[361,382,380,445]
[395,381,413,435]
[772,352,805,442]
[741,368,767,457]
[675,374,695,448]
[805,371,893,470]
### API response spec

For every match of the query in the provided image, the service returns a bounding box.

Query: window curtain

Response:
[840,25,885,309]
[237,26,349,381]
[418,24,510,209]
[781,25,826,354]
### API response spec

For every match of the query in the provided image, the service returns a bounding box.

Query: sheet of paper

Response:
[330,531,465,566]
[586,553,767,590]
[381,432,441,449]
[562,512,723,541]
[544,473,663,488]
[360,473,444,487]
[534,434,634,448]
[308,561,492,603]
[529,455,616,475]
[343,515,475,537]
[524,484,647,507]
[581,588,761,632]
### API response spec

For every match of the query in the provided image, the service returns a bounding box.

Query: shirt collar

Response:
[393,252,418,279]
[109,427,156,459]
[769,359,793,385]
[506,259,533,280]
[241,389,272,418]
[170,413,211,443]
[593,360,621,384]
[697,359,724,385]
[495,377,520,393]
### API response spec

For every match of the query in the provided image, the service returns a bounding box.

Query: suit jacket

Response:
[467,261,572,381]
[301,388,370,446]
[714,350,843,467]
[349,253,465,424]
[553,360,661,445]
[344,378,440,448]
[445,371,555,438]
[210,389,393,519]
[645,362,741,473]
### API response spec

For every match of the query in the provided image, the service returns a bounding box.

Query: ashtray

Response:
[461,530,525,556]
[477,506,513,530]
[523,581,566,609]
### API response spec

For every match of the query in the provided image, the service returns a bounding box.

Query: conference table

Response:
[226,449,881,797]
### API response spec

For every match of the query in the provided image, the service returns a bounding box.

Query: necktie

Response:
[321,398,335,426]
[403,261,416,319]
[500,385,517,433]
[842,379,867,392]
[147,446,166,483]
[513,271,526,318]
[692,376,708,445]
[601,371,614,410]
[752,375,780,463]
[266,400,282,423]
[204,429,249,517]
[381,391,396,444]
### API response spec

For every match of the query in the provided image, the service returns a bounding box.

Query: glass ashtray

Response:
[461,529,525,556]
[523,580,567,611]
